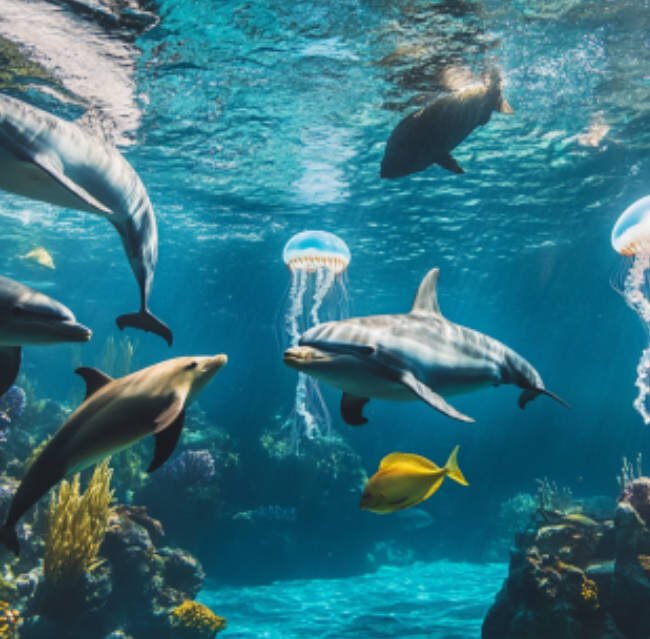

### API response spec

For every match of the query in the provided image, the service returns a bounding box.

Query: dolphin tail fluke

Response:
[116,309,173,346]
[0,524,20,556]
[444,445,469,487]
[519,388,570,410]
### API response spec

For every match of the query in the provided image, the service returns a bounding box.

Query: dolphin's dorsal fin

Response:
[148,409,185,473]
[75,367,113,399]
[411,268,441,314]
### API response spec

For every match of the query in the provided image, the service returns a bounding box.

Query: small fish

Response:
[360,446,469,514]
[20,247,55,269]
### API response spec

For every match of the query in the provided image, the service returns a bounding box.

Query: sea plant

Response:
[617,452,643,490]
[170,600,227,636]
[535,477,573,513]
[43,459,114,587]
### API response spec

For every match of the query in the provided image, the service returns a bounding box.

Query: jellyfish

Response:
[282,231,351,447]
[612,195,650,423]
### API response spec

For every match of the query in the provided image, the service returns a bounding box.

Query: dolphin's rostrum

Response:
[0,93,172,345]
[0,275,91,397]
[0,354,227,555]
[284,268,567,425]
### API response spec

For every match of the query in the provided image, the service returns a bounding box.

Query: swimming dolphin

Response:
[0,275,91,397]
[284,268,567,425]
[0,93,172,345]
[380,68,513,178]
[0,353,227,555]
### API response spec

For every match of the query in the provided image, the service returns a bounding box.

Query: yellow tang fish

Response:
[20,247,55,269]
[360,446,469,514]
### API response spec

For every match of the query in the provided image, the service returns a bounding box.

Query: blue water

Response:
[0,0,650,636]
[200,561,506,638]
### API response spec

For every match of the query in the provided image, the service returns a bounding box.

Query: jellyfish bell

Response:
[612,195,650,257]
[612,196,650,424]
[280,230,351,449]
[283,230,351,274]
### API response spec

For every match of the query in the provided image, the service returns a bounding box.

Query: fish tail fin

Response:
[116,309,173,346]
[0,524,20,556]
[519,388,570,409]
[444,445,469,487]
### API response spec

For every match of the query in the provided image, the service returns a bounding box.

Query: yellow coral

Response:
[0,600,20,639]
[43,458,114,586]
[170,600,227,635]
[580,577,599,610]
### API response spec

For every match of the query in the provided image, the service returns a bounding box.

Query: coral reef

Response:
[482,472,650,638]
[43,459,114,587]
[170,600,226,638]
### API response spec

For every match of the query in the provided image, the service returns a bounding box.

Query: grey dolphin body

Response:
[0,275,92,396]
[0,93,172,345]
[284,268,567,425]
[380,68,513,178]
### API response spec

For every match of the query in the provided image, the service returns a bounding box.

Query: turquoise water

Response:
[200,561,507,638]
[0,0,649,637]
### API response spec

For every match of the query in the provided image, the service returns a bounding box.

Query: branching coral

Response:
[617,453,643,490]
[170,600,226,635]
[535,477,573,513]
[43,459,114,587]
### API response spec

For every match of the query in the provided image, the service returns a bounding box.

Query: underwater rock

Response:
[482,479,650,638]
[0,386,26,434]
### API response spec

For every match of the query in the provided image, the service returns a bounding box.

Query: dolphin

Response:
[380,68,513,178]
[284,268,567,426]
[0,275,92,397]
[0,93,172,345]
[0,353,227,555]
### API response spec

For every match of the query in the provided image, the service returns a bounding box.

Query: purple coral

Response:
[620,477,650,527]
[159,449,216,487]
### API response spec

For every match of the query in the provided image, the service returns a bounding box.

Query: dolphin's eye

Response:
[184,361,198,371]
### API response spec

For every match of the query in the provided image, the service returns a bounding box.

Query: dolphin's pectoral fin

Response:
[519,388,570,410]
[117,309,173,346]
[0,347,21,398]
[341,393,369,426]
[399,370,475,423]
[75,367,114,399]
[148,409,185,473]
[153,392,186,434]
[31,152,113,215]
[437,153,464,174]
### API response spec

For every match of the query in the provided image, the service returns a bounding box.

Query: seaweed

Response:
[43,459,114,587]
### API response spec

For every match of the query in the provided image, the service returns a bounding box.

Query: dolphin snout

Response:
[209,354,228,370]
[65,321,93,343]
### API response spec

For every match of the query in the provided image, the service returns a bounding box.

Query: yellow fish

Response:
[20,247,55,269]
[360,446,469,514]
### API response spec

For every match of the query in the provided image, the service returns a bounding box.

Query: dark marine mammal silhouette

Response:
[380,68,513,178]
[0,354,227,555]
[0,275,91,397]
[284,268,567,425]
[0,93,172,345]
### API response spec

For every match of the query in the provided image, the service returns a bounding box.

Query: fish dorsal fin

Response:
[379,452,441,474]
[411,268,441,314]
[75,367,113,399]
[148,409,185,473]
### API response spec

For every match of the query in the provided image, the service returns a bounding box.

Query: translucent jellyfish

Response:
[282,230,351,447]
[612,195,650,423]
